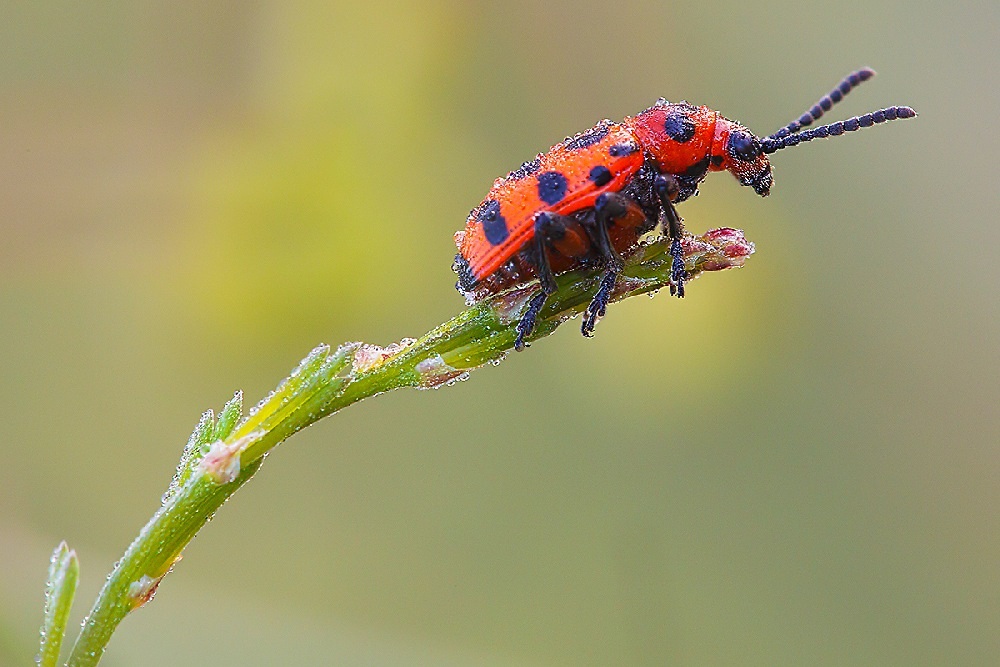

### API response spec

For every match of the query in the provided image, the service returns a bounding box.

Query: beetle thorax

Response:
[625,101,719,178]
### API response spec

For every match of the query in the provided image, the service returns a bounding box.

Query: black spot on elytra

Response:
[508,158,541,181]
[476,199,509,245]
[537,171,568,206]
[710,154,724,167]
[563,122,611,151]
[664,108,696,143]
[608,143,638,157]
[588,165,612,187]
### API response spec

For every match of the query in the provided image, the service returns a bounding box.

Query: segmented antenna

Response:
[760,106,916,154]
[769,68,876,140]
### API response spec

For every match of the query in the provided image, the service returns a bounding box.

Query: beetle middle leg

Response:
[580,192,629,337]
[654,173,688,297]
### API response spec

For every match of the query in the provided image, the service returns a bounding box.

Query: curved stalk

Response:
[63,228,753,666]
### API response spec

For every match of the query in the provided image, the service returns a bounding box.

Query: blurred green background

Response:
[1,2,996,665]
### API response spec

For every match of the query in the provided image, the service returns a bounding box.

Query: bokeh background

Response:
[1,2,997,665]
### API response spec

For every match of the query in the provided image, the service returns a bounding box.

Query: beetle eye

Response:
[727,131,759,161]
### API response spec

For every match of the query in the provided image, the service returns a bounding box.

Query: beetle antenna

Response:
[768,68,877,140]
[760,106,916,154]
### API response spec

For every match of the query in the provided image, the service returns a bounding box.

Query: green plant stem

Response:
[65,464,262,667]
[37,542,78,667]
[64,228,753,666]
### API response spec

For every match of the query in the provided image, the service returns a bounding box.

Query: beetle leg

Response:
[515,291,548,352]
[654,174,688,297]
[515,212,566,351]
[581,193,629,337]
[582,192,627,269]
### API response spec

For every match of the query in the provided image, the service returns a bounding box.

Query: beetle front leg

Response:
[654,174,688,297]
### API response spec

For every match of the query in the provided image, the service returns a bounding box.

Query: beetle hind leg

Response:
[514,212,567,351]
[514,291,548,351]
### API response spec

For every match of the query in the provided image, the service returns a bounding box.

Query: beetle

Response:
[452,68,916,350]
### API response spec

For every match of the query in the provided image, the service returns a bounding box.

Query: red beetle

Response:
[452,68,916,349]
